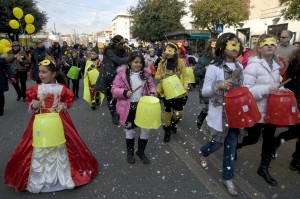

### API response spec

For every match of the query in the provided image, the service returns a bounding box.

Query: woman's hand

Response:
[160,71,165,79]
[216,79,234,90]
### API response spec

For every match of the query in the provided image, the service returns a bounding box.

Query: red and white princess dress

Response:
[5,83,98,193]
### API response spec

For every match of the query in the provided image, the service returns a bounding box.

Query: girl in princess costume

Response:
[5,58,98,193]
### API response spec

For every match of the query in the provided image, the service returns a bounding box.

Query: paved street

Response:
[0,79,300,199]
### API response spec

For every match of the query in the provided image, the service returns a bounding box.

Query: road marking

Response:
[175,127,267,199]
[168,139,232,199]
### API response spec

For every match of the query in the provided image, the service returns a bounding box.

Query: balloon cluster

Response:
[0,39,12,55]
[8,7,35,34]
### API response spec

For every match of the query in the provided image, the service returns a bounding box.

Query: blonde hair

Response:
[251,34,276,58]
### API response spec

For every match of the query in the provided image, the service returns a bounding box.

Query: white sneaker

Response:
[224,180,239,196]
[199,156,208,168]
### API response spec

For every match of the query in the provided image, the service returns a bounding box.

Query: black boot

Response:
[197,111,208,129]
[257,155,278,186]
[126,139,135,164]
[111,112,119,125]
[290,159,300,172]
[136,138,150,164]
[163,126,171,142]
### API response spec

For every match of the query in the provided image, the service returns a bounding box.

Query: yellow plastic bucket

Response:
[88,69,99,85]
[186,67,196,83]
[180,67,195,84]
[134,96,161,129]
[67,66,80,80]
[32,113,66,148]
[162,75,186,100]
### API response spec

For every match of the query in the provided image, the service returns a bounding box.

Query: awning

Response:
[188,33,211,40]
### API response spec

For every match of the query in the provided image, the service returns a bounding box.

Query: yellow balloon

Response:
[26,24,35,34]
[0,39,11,47]
[9,19,20,29]
[13,7,23,19]
[0,43,5,53]
[3,47,12,55]
[25,14,34,24]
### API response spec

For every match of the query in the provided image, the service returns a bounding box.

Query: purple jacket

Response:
[111,66,156,125]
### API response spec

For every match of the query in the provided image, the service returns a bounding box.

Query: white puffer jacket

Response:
[244,56,281,123]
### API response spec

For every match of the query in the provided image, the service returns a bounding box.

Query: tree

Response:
[190,0,250,36]
[279,0,300,20]
[129,0,187,41]
[0,0,48,41]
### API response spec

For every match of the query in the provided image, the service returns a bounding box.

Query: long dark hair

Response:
[203,38,217,60]
[213,33,240,66]
[162,42,179,71]
[40,61,68,86]
[126,51,147,81]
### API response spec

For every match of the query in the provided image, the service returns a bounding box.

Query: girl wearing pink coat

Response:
[111,51,156,164]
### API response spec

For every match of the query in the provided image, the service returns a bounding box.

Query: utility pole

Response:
[54,23,56,35]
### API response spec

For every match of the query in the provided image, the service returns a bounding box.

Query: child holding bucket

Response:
[155,42,189,142]
[199,33,243,196]
[68,49,84,100]
[5,58,98,193]
[238,34,282,186]
[111,51,156,164]
[83,49,103,110]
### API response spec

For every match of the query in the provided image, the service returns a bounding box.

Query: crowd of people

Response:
[0,31,300,196]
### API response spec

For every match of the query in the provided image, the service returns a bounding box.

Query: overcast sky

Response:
[36,0,139,35]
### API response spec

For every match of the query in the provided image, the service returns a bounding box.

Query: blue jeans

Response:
[222,128,238,180]
[200,140,223,157]
[200,128,238,181]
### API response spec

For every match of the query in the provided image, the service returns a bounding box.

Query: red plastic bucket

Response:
[224,87,261,128]
[265,90,299,126]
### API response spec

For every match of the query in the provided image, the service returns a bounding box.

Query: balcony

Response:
[260,6,286,19]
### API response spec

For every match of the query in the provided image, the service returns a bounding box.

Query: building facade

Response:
[224,0,300,47]
[112,13,133,39]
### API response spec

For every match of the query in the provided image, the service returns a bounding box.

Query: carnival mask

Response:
[164,47,175,55]
[226,41,240,51]
[211,41,216,48]
[252,37,258,44]
[259,37,277,47]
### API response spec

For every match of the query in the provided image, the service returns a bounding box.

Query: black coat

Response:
[0,56,14,92]
[31,46,51,81]
[285,61,300,109]
[95,46,128,93]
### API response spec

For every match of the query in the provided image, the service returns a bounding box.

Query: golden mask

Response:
[226,41,240,51]
[164,47,175,55]
[259,37,277,47]
[211,41,216,48]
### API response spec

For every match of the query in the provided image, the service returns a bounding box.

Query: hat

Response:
[149,48,155,52]
[36,39,43,44]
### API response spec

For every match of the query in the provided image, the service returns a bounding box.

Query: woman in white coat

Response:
[239,34,281,186]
